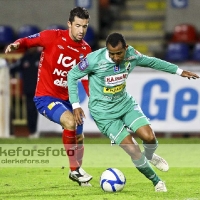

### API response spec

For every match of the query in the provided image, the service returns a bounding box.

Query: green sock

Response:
[132,154,160,186]
[143,140,158,160]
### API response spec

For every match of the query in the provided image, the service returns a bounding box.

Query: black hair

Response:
[106,32,126,48]
[68,7,90,23]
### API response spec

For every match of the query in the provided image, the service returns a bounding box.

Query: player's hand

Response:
[5,42,20,54]
[181,70,199,80]
[73,107,86,125]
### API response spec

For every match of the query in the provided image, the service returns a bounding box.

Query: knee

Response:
[60,111,77,130]
[136,125,157,144]
[143,131,156,143]
[61,117,76,130]
[76,134,84,144]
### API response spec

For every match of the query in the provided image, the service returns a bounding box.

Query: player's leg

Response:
[133,124,157,159]
[76,132,84,167]
[33,96,92,184]
[104,120,167,192]
[75,125,92,186]
[60,110,92,185]
[134,125,169,172]
[78,78,89,166]
[123,103,169,172]
[26,94,39,138]
[60,110,80,171]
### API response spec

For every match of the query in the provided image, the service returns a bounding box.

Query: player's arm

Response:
[134,49,199,79]
[68,57,93,125]
[5,30,57,54]
[80,43,92,96]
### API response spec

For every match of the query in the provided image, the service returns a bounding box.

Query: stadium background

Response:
[0,0,200,138]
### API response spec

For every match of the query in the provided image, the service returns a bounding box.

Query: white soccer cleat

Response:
[155,181,167,192]
[69,167,93,185]
[149,154,169,172]
[80,182,92,187]
[28,132,40,139]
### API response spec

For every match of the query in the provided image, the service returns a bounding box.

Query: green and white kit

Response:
[68,46,179,144]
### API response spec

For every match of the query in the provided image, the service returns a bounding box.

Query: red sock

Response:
[77,145,84,166]
[62,129,79,171]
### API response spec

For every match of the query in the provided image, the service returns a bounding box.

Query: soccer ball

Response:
[100,168,126,192]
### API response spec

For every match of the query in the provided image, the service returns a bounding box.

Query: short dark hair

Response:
[106,33,126,48]
[68,7,90,23]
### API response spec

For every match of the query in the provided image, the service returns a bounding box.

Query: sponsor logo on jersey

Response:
[134,50,142,57]
[125,56,135,60]
[67,45,79,52]
[54,78,68,88]
[48,102,56,110]
[82,46,86,50]
[105,73,128,86]
[28,33,40,39]
[114,65,120,73]
[58,45,64,49]
[98,61,108,66]
[62,37,66,41]
[57,54,76,68]
[78,58,89,71]
[47,101,62,110]
[103,83,126,94]
[53,68,68,77]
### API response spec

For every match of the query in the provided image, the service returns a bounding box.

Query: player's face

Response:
[107,42,128,65]
[68,16,89,42]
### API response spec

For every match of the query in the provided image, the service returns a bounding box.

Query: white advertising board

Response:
[0,59,10,138]
[126,72,200,132]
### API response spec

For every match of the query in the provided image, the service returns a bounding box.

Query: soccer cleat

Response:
[79,182,92,187]
[110,140,116,146]
[155,181,167,192]
[69,167,93,185]
[28,132,40,139]
[149,154,169,172]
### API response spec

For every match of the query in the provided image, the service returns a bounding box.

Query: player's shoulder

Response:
[78,48,105,71]
[85,48,106,66]
[125,45,143,61]
[82,40,92,51]
[41,29,66,37]
[88,47,105,59]
[82,39,90,47]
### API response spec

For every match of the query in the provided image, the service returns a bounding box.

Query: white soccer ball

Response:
[100,168,126,192]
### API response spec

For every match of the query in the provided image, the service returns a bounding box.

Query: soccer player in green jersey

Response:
[67,32,199,192]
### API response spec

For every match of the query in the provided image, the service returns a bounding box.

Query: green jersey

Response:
[68,46,178,119]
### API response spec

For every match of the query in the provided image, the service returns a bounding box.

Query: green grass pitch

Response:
[0,137,200,200]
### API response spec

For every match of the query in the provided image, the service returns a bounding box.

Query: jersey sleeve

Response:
[68,54,94,104]
[16,30,59,49]
[133,49,178,74]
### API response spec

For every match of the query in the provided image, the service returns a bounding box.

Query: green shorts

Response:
[92,103,150,145]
